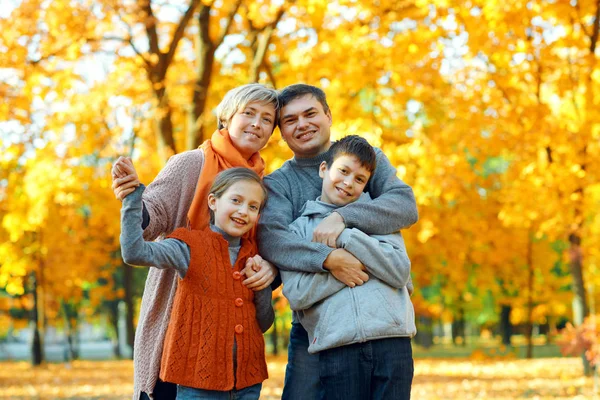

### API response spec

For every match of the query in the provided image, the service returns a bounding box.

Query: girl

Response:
[120,167,273,400]
[111,84,279,399]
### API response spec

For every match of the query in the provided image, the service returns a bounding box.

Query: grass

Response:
[0,354,596,399]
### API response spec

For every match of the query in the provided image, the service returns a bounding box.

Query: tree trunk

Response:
[153,85,177,161]
[187,6,215,150]
[569,233,592,375]
[124,263,135,358]
[500,305,512,346]
[30,272,43,366]
[108,301,122,359]
[415,316,434,348]
[452,307,466,346]
[525,233,534,359]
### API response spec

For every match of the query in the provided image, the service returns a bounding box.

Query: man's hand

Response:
[323,248,369,287]
[312,212,345,248]
[111,157,140,201]
[242,255,278,291]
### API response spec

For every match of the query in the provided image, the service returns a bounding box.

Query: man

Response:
[257,84,418,399]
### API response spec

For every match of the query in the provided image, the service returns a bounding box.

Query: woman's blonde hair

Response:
[215,84,279,130]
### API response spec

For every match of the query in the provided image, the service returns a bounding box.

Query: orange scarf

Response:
[187,129,265,230]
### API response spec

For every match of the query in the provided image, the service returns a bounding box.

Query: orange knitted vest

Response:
[159,227,269,391]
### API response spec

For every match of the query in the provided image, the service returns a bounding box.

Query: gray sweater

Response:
[257,147,418,274]
[120,185,274,333]
[280,196,416,353]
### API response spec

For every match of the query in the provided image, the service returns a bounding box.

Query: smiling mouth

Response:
[231,217,247,226]
[244,131,261,139]
[296,130,316,141]
[336,187,351,197]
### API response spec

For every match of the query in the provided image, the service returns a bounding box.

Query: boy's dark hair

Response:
[326,135,377,175]
[278,84,330,114]
[208,167,268,223]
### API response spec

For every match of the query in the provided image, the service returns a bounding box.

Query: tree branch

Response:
[140,0,160,57]
[215,0,243,47]
[164,0,201,70]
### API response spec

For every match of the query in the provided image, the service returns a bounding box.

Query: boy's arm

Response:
[337,228,411,289]
[120,185,189,278]
[333,149,418,235]
[253,287,274,333]
[280,270,346,311]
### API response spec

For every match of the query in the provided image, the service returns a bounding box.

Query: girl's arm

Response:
[120,185,190,278]
[253,287,274,333]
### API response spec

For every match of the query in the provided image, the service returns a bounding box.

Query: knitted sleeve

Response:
[258,174,333,273]
[253,287,274,333]
[335,148,419,234]
[142,149,205,241]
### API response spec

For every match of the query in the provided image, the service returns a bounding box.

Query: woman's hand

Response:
[241,254,278,291]
[111,156,140,200]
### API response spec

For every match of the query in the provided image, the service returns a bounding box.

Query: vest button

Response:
[235,298,244,307]
[232,271,241,280]
[235,324,244,334]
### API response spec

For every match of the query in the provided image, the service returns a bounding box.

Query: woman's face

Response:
[228,101,276,159]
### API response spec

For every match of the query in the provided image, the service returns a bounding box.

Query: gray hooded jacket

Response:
[280,194,417,354]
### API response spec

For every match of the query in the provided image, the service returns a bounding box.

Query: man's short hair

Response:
[325,135,377,175]
[216,84,279,130]
[278,84,330,114]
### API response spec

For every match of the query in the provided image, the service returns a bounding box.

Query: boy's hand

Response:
[242,255,277,291]
[112,157,140,200]
[312,212,345,248]
[324,249,369,287]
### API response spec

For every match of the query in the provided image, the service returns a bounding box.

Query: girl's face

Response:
[228,101,276,160]
[208,180,265,237]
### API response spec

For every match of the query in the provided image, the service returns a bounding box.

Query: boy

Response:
[279,135,416,400]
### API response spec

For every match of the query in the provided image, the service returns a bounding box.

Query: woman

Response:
[111,84,279,400]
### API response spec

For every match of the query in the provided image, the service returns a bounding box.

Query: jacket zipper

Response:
[350,287,366,342]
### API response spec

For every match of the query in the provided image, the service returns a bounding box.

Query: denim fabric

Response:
[140,380,177,400]
[281,322,322,400]
[176,383,262,400]
[319,337,413,400]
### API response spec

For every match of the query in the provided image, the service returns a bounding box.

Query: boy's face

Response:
[319,154,371,206]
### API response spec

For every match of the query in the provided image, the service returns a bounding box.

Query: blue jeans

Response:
[282,322,322,400]
[319,337,414,400]
[176,383,262,400]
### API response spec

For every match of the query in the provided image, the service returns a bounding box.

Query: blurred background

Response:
[1,0,599,398]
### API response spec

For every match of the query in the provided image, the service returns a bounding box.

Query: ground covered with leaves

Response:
[0,357,594,399]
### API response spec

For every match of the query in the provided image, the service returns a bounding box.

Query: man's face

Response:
[279,95,332,158]
[319,154,371,206]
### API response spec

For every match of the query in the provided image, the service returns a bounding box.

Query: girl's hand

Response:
[242,255,278,291]
[111,157,140,200]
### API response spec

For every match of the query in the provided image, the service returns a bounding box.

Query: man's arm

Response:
[258,174,369,287]
[120,185,189,278]
[281,270,346,311]
[337,228,411,289]
[258,177,334,274]
[331,149,418,235]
